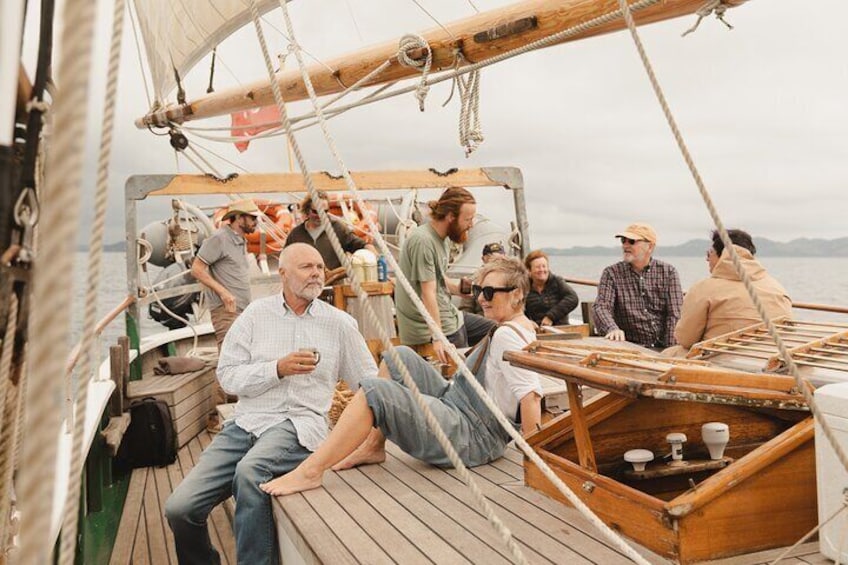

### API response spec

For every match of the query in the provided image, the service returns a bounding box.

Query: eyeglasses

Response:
[472,284,516,301]
[619,237,645,245]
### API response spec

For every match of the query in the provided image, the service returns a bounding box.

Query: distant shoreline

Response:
[83,235,847,257]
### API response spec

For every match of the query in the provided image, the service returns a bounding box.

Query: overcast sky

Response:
[27,0,847,248]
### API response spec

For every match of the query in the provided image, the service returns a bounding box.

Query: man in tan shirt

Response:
[667,229,792,356]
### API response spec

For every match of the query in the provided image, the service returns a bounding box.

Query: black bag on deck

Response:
[116,397,177,469]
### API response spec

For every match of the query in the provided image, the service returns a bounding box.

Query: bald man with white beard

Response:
[166,243,378,565]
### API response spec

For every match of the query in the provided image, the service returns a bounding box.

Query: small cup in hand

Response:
[299,347,321,366]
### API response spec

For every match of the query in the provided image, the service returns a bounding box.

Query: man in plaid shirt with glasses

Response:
[592,223,683,349]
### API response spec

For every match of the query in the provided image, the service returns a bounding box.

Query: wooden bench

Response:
[127,365,216,448]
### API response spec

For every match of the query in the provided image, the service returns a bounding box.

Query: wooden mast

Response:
[136,0,751,128]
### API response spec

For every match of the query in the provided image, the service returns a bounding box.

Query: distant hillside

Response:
[86,236,848,256]
[546,237,848,257]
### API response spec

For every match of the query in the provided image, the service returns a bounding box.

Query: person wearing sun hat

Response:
[592,222,683,349]
[192,198,262,428]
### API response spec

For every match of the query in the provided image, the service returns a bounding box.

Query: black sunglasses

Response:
[472,284,516,301]
[619,237,645,245]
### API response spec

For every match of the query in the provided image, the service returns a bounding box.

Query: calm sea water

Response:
[72,252,848,354]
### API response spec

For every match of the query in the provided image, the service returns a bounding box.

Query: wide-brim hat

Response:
[615,223,657,244]
[222,198,262,220]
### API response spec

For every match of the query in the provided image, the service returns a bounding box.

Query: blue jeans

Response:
[165,419,310,565]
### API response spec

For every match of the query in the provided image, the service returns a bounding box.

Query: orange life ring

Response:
[324,194,380,243]
[212,199,293,256]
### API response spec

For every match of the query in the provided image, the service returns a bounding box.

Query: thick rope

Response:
[614,0,848,478]
[265,3,531,562]
[455,56,484,156]
[397,33,432,111]
[682,0,734,37]
[18,0,96,559]
[255,2,535,562]
[0,296,19,552]
[267,2,652,563]
[58,0,126,560]
[251,0,665,140]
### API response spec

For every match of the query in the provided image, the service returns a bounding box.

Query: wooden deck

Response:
[109,433,828,564]
[271,442,829,565]
[109,430,236,565]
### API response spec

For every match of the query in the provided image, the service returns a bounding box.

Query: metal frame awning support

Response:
[123,166,529,347]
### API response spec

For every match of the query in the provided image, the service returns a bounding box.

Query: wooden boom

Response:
[137,0,751,127]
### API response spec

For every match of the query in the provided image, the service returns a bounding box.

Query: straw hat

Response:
[222,198,261,220]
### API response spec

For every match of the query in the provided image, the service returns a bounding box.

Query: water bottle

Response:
[376,255,388,282]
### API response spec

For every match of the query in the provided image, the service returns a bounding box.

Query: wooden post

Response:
[108,345,124,417]
[118,336,129,409]
[566,382,597,473]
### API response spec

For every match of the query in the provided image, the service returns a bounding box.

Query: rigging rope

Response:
[18,0,96,558]
[0,296,19,552]
[256,1,537,561]
[454,52,484,156]
[614,0,848,484]
[58,0,127,561]
[259,1,653,563]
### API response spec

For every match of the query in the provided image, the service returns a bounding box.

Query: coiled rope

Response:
[397,33,432,111]
[18,0,97,559]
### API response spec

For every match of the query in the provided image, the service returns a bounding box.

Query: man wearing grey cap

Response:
[592,223,683,349]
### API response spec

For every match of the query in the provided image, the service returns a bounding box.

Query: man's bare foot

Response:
[331,445,386,471]
[260,465,323,496]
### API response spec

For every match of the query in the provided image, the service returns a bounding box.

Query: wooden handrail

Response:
[563,277,848,315]
[65,295,136,375]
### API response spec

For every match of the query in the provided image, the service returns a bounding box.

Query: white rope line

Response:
[268,2,652,563]
[614,0,848,479]
[176,81,397,144]
[397,33,432,111]
[455,52,484,156]
[0,296,19,551]
[768,498,848,565]
[409,0,458,40]
[187,135,251,173]
[682,0,734,37]
[19,0,96,558]
[255,1,533,562]
[193,0,664,146]
[58,0,126,560]
[127,0,152,108]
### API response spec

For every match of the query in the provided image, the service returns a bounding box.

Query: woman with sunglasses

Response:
[260,256,542,496]
[523,249,578,327]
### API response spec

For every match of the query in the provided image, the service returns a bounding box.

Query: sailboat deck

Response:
[108,432,827,564]
[272,443,827,564]
[109,430,236,565]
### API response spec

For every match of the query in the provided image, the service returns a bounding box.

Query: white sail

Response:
[132,0,282,104]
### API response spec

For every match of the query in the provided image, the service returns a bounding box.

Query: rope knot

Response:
[398,34,432,111]
[682,0,734,37]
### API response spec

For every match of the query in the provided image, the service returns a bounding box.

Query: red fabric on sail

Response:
[230,105,280,152]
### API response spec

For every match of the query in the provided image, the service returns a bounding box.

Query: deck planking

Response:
[272,442,832,565]
[109,430,236,565]
[110,430,831,565]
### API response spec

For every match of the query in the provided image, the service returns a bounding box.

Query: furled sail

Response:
[131,0,282,105]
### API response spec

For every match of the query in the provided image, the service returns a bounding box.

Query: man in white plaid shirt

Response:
[166,243,378,565]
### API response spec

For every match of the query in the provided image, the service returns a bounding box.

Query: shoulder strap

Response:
[499,321,534,345]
